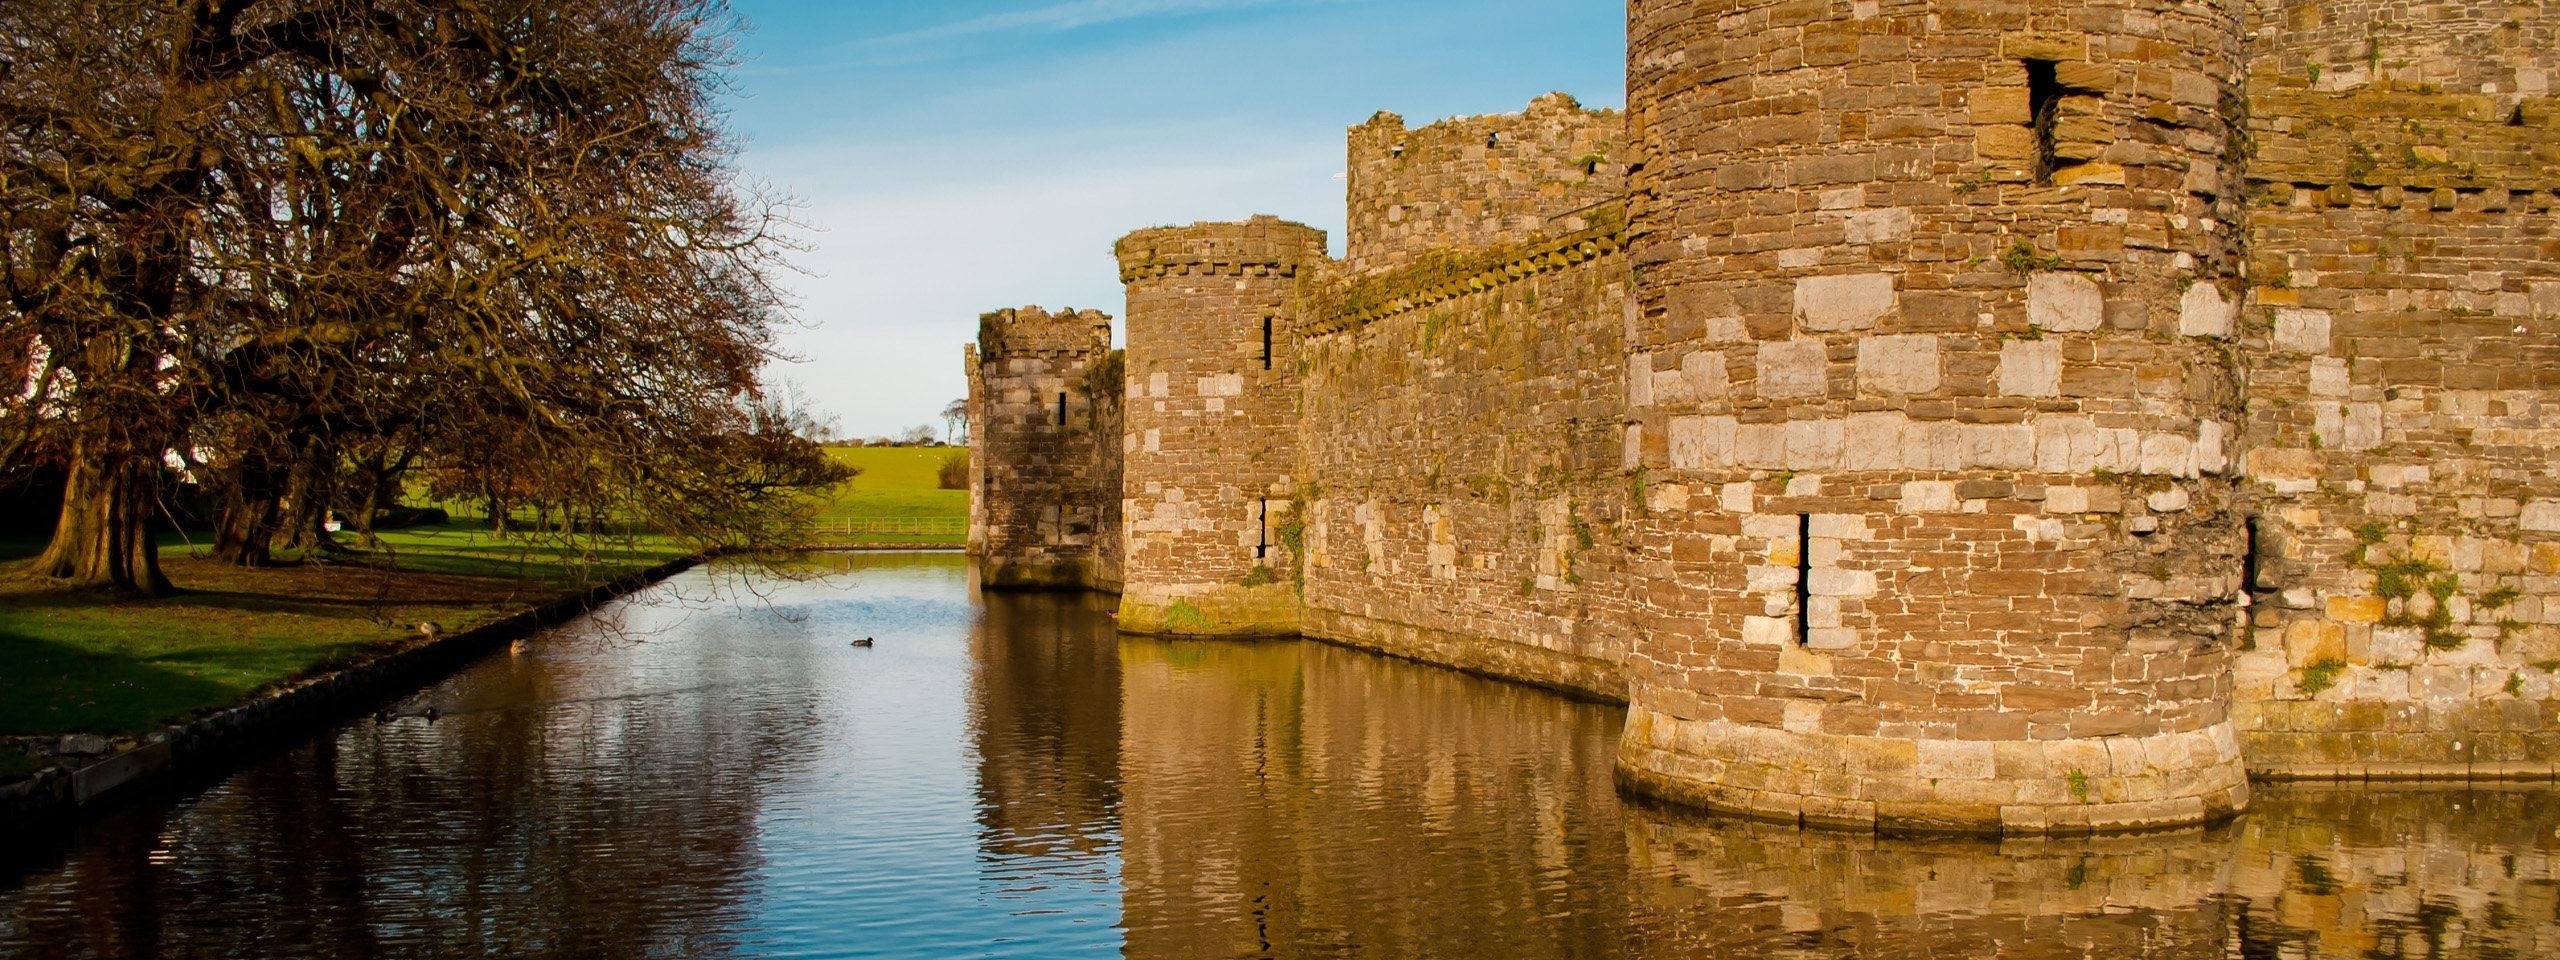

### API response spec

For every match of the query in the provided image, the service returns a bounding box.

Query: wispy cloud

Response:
[874,0,1322,45]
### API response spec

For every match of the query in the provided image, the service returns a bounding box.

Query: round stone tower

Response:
[1618,0,2254,833]
[1113,216,1327,636]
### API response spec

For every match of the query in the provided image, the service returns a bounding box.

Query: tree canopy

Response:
[1,0,844,594]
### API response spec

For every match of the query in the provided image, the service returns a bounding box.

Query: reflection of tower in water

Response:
[967,589,1125,901]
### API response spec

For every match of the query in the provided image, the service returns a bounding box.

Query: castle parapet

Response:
[1346,92,1627,274]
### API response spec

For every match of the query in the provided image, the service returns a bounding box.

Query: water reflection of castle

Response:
[964,591,2560,959]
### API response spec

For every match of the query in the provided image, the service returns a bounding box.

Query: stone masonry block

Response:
[1758,340,1829,398]
[2028,273,2104,332]
[1843,413,1904,471]
[1809,514,1870,540]
[1844,208,1913,244]
[1900,481,1959,513]
[1742,615,1792,646]
[1736,424,1787,469]
[1679,350,1730,399]
[1795,273,1896,332]
[1809,568,1880,598]
[2178,282,2234,338]
[1786,420,1846,471]
[1917,740,1997,780]
[2308,357,2349,398]
[1965,424,2035,470]
[1668,416,1737,470]
[1998,340,2061,397]
[1807,628,1863,650]
[2045,486,2091,513]
[1857,334,1940,395]
[2523,500,2560,533]
[2274,308,2332,354]
[2138,433,2197,478]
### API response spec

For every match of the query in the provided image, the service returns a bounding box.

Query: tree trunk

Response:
[272,437,344,556]
[210,451,284,567]
[210,494,279,566]
[32,437,173,596]
[348,476,384,548]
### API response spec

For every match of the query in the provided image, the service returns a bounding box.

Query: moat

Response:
[3,552,2555,958]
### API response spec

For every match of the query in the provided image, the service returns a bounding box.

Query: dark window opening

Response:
[1056,392,1068,426]
[1795,514,1813,646]
[2026,59,2063,185]
[1256,500,1270,559]
[2240,516,2263,605]
[1262,316,1274,370]
[2513,105,2529,127]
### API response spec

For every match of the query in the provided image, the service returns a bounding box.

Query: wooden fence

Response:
[813,517,967,538]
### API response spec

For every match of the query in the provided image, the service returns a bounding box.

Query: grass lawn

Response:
[0,523,689,740]
[814,446,969,546]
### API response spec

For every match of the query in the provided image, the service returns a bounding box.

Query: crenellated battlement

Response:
[977,306,1112,361]
[1114,216,1328,280]
[1346,92,1627,274]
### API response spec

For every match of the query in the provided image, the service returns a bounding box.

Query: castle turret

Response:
[968,306,1123,591]
[1113,217,1327,635]
[1616,0,2255,833]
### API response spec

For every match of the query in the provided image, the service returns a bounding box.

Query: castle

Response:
[966,0,2560,835]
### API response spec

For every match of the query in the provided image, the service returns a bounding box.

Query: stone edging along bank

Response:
[0,554,705,833]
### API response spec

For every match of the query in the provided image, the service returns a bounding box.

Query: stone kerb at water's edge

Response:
[0,555,707,835]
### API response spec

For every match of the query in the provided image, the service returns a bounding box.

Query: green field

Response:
[812,446,969,546]
[0,525,689,740]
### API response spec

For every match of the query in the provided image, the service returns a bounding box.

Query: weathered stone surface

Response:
[2178,282,2235,338]
[1757,340,1829,398]
[1998,340,2061,397]
[2028,273,2104,333]
[1795,274,1896,332]
[2273,308,2331,354]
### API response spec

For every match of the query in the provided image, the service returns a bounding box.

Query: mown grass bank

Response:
[813,446,969,546]
[0,524,688,741]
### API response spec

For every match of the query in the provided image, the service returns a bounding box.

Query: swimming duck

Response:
[851,637,875,648]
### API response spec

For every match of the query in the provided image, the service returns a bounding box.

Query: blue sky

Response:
[719,0,1625,439]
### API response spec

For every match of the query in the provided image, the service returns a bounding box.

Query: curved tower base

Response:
[1617,708,2248,835]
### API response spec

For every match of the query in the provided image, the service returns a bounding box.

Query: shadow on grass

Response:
[0,629,242,737]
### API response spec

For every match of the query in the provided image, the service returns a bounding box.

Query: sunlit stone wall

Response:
[967,307,1123,591]
[2232,3,2560,777]
[1616,0,2257,833]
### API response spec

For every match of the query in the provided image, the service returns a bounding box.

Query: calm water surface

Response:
[3,552,2557,958]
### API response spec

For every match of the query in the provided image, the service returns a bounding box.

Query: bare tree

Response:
[941,399,967,446]
[0,0,841,593]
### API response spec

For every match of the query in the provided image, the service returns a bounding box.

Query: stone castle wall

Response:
[1296,205,1637,699]
[964,0,2560,834]
[967,307,1123,591]
[2231,3,2560,776]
